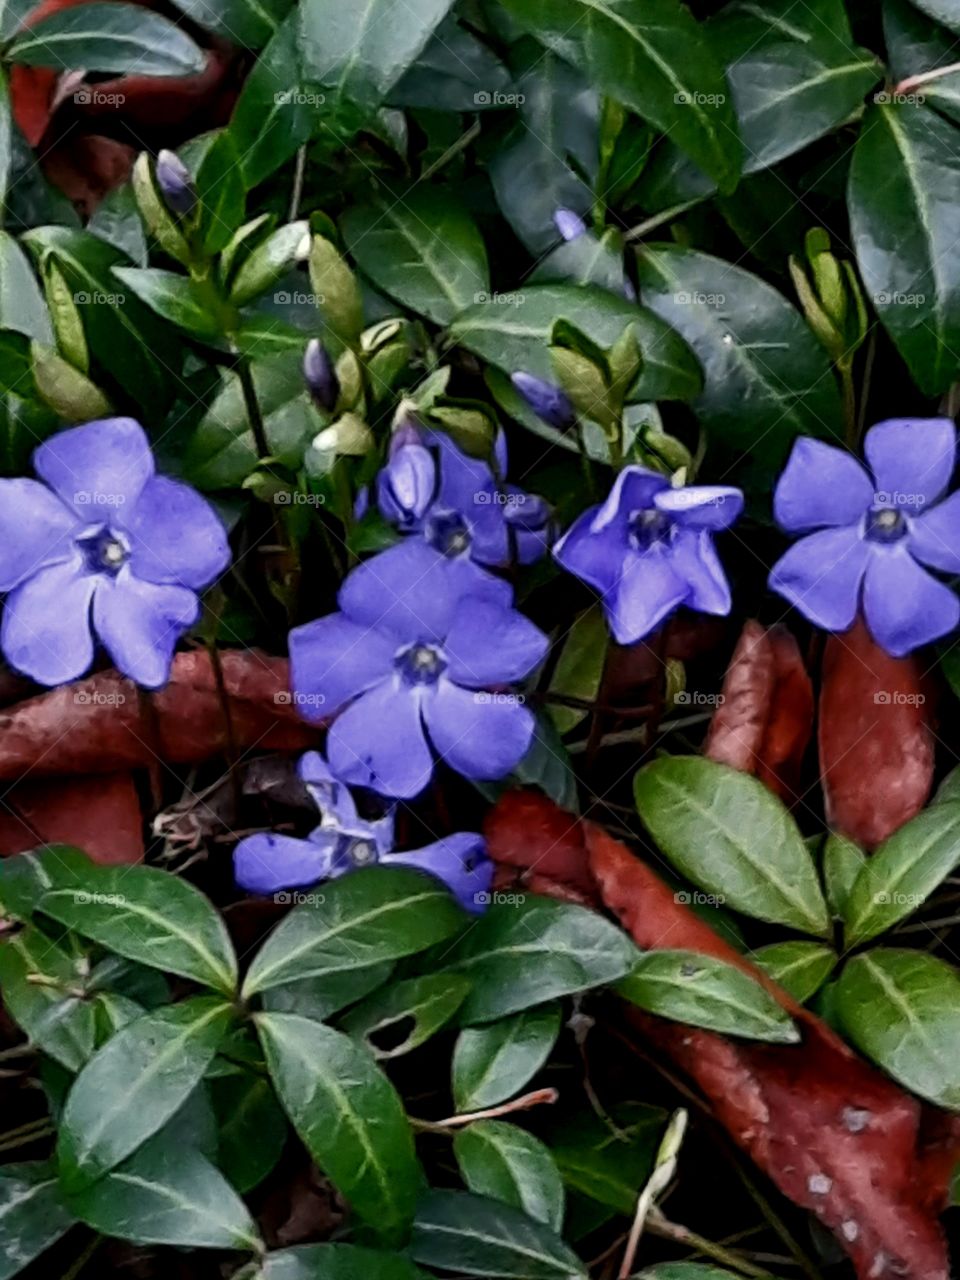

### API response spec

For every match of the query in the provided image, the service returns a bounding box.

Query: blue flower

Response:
[0,417,230,687]
[554,208,588,242]
[376,426,551,569]
[289,547,548,798]
[769,419,960,656]
[234,751,493,912]
[155,149,196,217]
[554,465,743,644]
[510,372,576,432]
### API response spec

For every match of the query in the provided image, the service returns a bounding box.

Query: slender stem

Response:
[625,199,701,242]
[206,635,242,813]
[419,119,481,182]
[237,360,271,459]
[0,1124,54,1153]
[288,145,307,222]
[857,330,876,439]
[60,1235,102,1280]
[895,63,960,94]
[412,1087,558,1134]
[646,1209,774,1278]
[839,360,857,449]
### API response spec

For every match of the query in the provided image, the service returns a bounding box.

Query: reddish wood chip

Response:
[0,772,143,863]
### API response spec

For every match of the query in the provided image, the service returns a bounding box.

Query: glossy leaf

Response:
[113,268,225,341]
[57,998,232,1191]
[547,605,609,735]
[229,13,313,188]
[169,0,292,49]
[454,1122,565,1230]
[0,228,50,343]
[750,941,837,1003]
[390,16,512,111]
[442,898,637,1023]
[257,1012,421,1244]
[195,131,247,255]
[243,867,465,997]
[263,962,395,1021]
[340,972,470,1059]
[0,926,96,1071]
[550,1104,664,1215]
[452,1004,562,1111]
[836,949,960,1110]
[618,950,799,1042]
[634,756,831,936]
[884,0,960,127]
[0,1162,74,1280]
[211,1071,288,1193]
[262,1244,430,1280]
[823,832,866,919]
[8,3,206,75]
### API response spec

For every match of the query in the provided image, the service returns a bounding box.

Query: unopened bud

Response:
[554,208,587,242]
[303,338,340,412]
[155,149,196,218]
[511,370,576,430]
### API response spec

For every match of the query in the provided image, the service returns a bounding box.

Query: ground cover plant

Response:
[4,1,960,1279]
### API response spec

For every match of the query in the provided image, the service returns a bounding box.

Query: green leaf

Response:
[638,1266,742,1279]
[452,1005,561,1111]
[411,1189,586,1279]
[195,130,247,254]
[842,803,960,946]
[8,3,205,75]
[112,267,226,341]
[550,1104,664,1215]
[498,0,740,191]
[38,864,238,995]
[836,949,960,1109]
[340,973,470,1059]
[389,15,512,111]
[547,605,608,735]
[257,1012,421,1244]
[751,941,837,1003]
[211,1071,287,1193]
[636,245,843,485]
[57,997,233,1191]
[454,1122,565,1231]
[243,867,465,997]
[442,898,637,1023]
[0,926,96,1071]
[342,192,488,326]
[450,283,701,405]
[30,342,110,419]
[263,961,394,1021]
[633,757,831,936]
[884,0,960,128]
[849,102,960,395]
[911,0,960,36]
[169,0,291,49]
[618,950,799,1042]
[0,231,48,343]
[228,13,313,188]
[66,1131,259,1249]
[532,231,627,294]
[0,1162,74,1280]
[823,832,866,919]
[229,219,309,306]
[261,1243,431,1280]
[299,0,456,110]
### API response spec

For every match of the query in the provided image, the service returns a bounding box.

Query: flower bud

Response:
[510,371,576,431]
[554,208,587,242]
[303,339,340,412]
[155,149,196,218]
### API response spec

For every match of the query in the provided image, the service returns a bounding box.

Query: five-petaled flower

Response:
[0,418,230,687]
[289,546,548,798]
[553,465,743,644]
[233,750,493,912]
[769,418,960,656]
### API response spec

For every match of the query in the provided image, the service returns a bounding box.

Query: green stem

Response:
[0,1125,54,1153]
[60,1235,102,1280]
[839,360,857,449]
[237,361,271,459]
[647,1209,774,1279]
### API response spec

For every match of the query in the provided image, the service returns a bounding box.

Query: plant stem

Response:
[288,145,307,221]
[839,360,857,449]
[412,1087,558,1133]
[60,1235,102,1280]
[237,360,271,459]
[0,1124,54,1153]
[625,199,701,242]
[646,1209,774,1278]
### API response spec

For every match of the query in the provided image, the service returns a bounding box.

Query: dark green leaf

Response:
[0,926,96,1071]
[169,0,292,49]
[0,231,49,342]
[638,1266,741,1279]
[849,102,960,394]
[531,231,627,294]
[547,605,608,735]
[454,1122,565,1231]
[633,757,831,936]
[112,267,226,341]
[57,998,233,1191]
[411,1189,586,1279]
[261,1243,430,1280]
[884,0,960,128]
[836,949,960,1109]
[340,973,470,1059]
[823,832,866,919]
[257,1012,421,1244]
[618,950,799,1042]
[211,1071,287,1193]
[8,3,205,75]
[229,13,313,188]
[452,1005,562,1111]
[443,898,637,1023]
[195,130,247,254]
[243,867,465,997]
[39,864,238,995]
[551,1105,664,1216]
[263,962,394,1021]
[751,941,836,1003]
[229,219,309,306]
[389,16,512,111]
[0,1162,74,1280]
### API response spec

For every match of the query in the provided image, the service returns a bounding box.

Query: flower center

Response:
[628,509,672,551]
[865,507,907,543]
[396,642,446,686]
[77,528,129,575]
[344,837,378,867]
[426,509,471,557]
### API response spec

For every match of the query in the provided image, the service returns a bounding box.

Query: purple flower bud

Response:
[155,149,197,218]
[511,371,576,431]
[303,339,340,412]
[554,208,588,242]
[389,420,423,456]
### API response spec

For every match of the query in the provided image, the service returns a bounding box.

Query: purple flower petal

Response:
[377,443,436,528]
[554,207,588,241]
[768,525,869,631]
[234,830,339,895]
[34,418,154,518]
[289,612,395,720]
[384,833,492,913]
[1,556,96,685]
[553,505,624,596]
[327,681,434,799]
[908,492,960,573]
[0,478,79,590]
[444,597,548,688]
[670,530,731,615]
[92,572,198,688]
[123,475,230,590]
[298,749,359,827]
[338,540,510,643]
[773,437,873,532]
[432,434,508,565]
[654,484,743,531]
[607,548,687,644]
[863,547,960,657]
[865,417,956,511]
[423,681,534,781]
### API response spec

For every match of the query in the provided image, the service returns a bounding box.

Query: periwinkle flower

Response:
[769,418,960,656]
[234,751,492,912]
[554,208,588,242]
[155,149,196,218]
[0,418,230,687]
[554,465,743,644]
[289,547,548,799]
[303,338,339,412]
[511,371,576,432]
